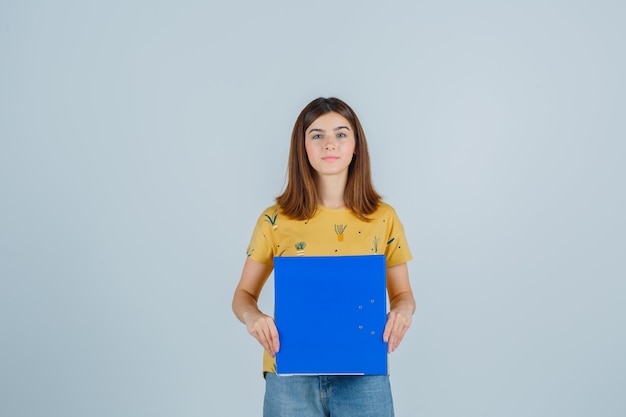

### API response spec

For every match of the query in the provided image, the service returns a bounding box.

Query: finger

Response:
[258,328,273,356]
[388,318,409,352]
[263,321,280,356]
[261,319,281,355]
[385,315,400,351]
[269,323,280,353]
[383,312,396,343]
[248,319,274,355]
[388,329,405,352]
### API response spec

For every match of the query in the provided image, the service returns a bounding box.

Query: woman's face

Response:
[304,112,356,179]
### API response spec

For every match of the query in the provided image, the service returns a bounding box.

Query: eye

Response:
[312,134,323,139]
[337,132,347,138]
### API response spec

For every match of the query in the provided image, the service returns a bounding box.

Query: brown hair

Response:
[275,97,381,220]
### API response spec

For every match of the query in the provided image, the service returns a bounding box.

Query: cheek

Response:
[346,141,356,155]
[304,144,316,163]
[304,140,315,154]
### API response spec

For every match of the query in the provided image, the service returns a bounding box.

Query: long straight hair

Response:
[276,97,381,220]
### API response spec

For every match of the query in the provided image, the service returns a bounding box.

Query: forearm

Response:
[389,290,416,316]
[384,263,415,352]
[232,285,280,356]
[232,288,265,326]
[232,257,274,325]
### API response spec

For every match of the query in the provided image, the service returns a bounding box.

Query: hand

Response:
[245,313,280,357]
[384,263,415,353]
[232,258,279,356]
[383,307,412,353]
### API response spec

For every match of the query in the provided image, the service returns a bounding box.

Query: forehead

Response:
[307,112,352,131]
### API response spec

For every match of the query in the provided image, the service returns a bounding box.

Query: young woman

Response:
[232,97,415,417]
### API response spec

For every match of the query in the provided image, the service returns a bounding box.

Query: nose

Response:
[324,137,337,150]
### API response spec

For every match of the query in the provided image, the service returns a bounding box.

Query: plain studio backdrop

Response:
[1,1,624,416]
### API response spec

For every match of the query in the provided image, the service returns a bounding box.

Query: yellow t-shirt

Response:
[246,202,413,373]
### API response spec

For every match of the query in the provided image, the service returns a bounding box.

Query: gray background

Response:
[1,1,624,416]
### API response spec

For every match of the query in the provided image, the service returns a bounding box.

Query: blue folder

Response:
[273,255,388,375]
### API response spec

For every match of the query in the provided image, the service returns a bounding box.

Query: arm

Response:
[232,257,280,357]
[383,262,415,353]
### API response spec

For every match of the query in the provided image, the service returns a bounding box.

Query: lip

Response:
[322,156,339,162]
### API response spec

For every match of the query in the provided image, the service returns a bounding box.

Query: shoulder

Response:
[258,204,281,217]
[253,204,281,224]
[372,201,408,226]
[253,204,300,229]
[373,201,399,217]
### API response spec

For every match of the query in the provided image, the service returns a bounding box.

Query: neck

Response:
[316,173,348,209]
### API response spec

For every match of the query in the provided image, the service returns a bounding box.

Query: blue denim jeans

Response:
[264,373,394,417]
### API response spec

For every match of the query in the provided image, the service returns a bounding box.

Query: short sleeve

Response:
[246,207,277,265]
[384,206,413,267]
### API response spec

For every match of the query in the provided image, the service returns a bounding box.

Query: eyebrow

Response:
[307,126,351,134]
